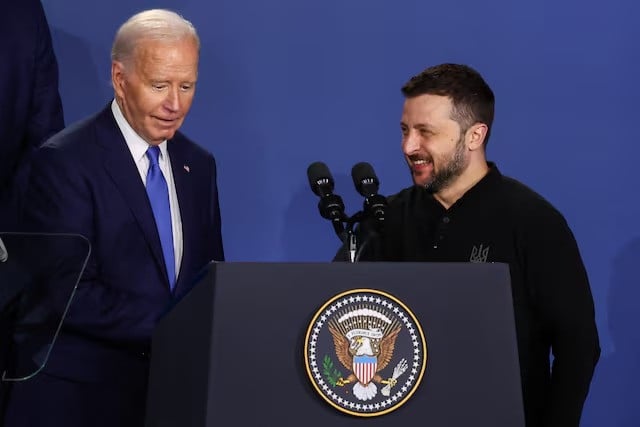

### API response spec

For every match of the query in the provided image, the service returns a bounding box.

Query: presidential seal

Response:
[304,289,427,417]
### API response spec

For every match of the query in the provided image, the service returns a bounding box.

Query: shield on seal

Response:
[353,355,377,385]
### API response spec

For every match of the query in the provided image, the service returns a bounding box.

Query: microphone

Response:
[307,162,347,238]
[351,162,387,222]
[0,237,7,262]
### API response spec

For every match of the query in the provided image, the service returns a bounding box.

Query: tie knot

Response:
[146,145,161,167]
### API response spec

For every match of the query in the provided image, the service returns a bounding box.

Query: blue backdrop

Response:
[42,0,639,425]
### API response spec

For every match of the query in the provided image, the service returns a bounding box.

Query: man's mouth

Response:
[409,156,433,170]
[154,116,180,127]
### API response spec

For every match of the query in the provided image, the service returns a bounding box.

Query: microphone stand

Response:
[331,209,383,263]
[342,211,384,263]
[344,213,360,263]
[343,212,372,263]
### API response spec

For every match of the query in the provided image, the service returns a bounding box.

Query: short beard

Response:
[424,133,468,193]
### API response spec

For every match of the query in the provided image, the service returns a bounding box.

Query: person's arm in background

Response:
[9,0,65,225]
[0,1,65,415]
[27,0,64,146]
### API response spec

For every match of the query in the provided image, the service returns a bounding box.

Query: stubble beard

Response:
[423,134,468,193]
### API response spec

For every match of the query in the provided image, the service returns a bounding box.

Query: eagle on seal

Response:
[328,320,401,401]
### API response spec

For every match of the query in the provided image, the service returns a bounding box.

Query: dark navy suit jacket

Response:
[5,105,224,426]
[0,0,64,230]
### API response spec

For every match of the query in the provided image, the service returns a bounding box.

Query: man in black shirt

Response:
[344,63,600,426]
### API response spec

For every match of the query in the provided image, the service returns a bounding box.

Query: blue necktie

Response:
[145,146,176,289]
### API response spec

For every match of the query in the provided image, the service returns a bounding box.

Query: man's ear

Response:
[111,61,126,100]
[467,123,488,151]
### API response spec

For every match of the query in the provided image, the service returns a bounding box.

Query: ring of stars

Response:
[306,290,426,415]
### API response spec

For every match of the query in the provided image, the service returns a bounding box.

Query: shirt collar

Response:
[419,162,502,211]
[111,99,168,163]
[444,162,502,210]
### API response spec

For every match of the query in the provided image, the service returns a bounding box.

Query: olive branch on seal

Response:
[322,355,343,387]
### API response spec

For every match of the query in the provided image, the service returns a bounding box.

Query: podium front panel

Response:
[146,262,524,427]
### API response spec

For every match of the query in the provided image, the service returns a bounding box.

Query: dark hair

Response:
[401,63,495,146]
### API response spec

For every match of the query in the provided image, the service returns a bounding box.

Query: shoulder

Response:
[32,110,112,174]
[169,132,219,181]
[40,112,102,153]
[171,132,215,161]
[497,173,569,229]
[386,185,424,207]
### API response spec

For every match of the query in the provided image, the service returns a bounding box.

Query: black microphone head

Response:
[0,237,7,262]
[351,162,379,196]
[307,162,335,197]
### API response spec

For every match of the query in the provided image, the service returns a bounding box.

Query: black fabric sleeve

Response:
[523,207,600,427]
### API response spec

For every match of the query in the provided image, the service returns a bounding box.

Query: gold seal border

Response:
[304,288,428,417]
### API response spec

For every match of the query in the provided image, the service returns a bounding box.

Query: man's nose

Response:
[402,131,419,154]
[164,87,181,112]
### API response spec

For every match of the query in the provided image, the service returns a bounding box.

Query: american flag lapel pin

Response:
[183,165,190,173]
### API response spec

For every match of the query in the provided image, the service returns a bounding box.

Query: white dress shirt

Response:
[111,99,183,280]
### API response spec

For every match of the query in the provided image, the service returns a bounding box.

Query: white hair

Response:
[111,9,200,66]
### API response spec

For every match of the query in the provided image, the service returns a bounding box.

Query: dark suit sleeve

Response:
[524,210,600,426]
[209,155,224,261]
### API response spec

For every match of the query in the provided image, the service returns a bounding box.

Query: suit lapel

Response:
[95,106,169,288]
[167,140,194,293]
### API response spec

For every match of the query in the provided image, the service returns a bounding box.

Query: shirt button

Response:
[442,216,450,224]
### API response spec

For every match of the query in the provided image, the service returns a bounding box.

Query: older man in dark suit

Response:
[3,9,224,427]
